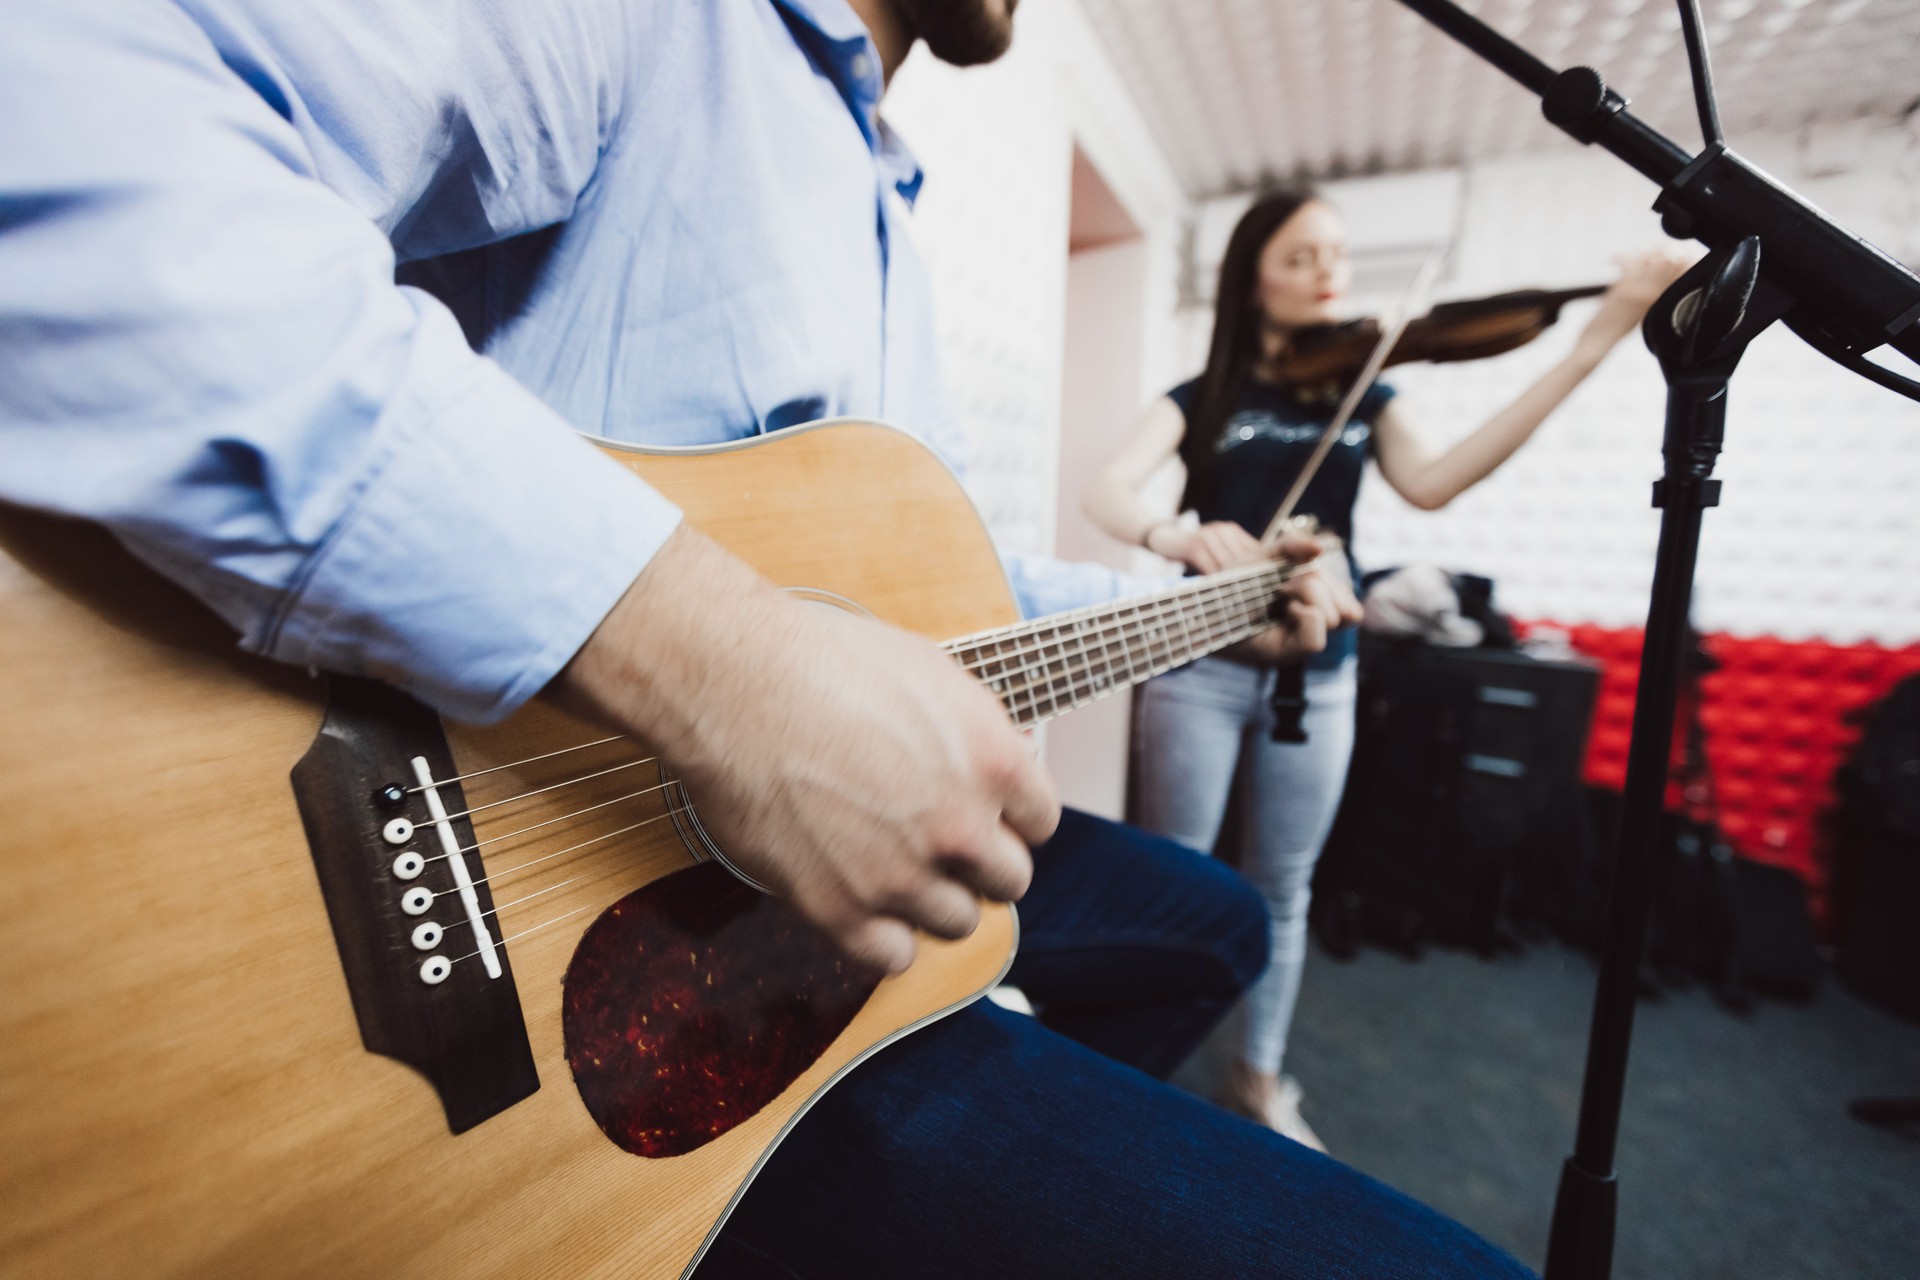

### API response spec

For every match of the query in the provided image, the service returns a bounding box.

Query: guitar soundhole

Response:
[561,863,880,1158]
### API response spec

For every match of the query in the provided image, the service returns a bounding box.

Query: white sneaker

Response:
[1261,1076,1328,1154]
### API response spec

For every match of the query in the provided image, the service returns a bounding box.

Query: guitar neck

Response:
[942,561,1298,729]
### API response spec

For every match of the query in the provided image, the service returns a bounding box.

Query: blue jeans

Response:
[1133,657,1359,1076]
[695,809,1533,1279]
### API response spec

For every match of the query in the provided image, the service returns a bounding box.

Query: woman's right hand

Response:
[1147,519,1270,575]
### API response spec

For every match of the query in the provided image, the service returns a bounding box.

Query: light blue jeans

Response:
[1131,655,1359,1076]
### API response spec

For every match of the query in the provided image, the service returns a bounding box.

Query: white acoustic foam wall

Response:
[886,0,1193,817]
[885,39,1074,559]
[1171,125,1920,644]
[886,0,1189,560]
[1333,130,1920,645]
[1080,0,1920,197]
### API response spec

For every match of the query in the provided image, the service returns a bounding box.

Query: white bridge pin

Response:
[392,851,426,880]
[411,920,444,951]
[382,818,415,846]
[419,956,452,985]
[400,885,433,916]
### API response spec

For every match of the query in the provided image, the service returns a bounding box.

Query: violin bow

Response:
[1260,246,1448,548]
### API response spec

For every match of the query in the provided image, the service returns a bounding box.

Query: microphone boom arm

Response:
[1393,0,1920,395]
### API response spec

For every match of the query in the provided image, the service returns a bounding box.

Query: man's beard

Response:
[896,0,1017,67]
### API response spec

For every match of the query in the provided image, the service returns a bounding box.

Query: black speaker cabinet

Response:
[1316,635,1601,955]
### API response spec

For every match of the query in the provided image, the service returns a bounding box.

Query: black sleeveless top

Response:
[1166,377,1396,669]
[1167,378,1395,546]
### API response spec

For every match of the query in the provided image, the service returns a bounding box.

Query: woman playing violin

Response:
[1082,187,1688,1151]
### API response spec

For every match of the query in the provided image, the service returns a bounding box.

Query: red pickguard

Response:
[561,863,880,1158]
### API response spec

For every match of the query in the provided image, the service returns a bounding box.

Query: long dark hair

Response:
[1180,187,1322,510]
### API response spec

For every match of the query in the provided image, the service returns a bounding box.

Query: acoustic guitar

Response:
[0,420,1304,1278]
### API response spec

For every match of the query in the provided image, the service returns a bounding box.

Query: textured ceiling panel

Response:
[1078,0,1920,195]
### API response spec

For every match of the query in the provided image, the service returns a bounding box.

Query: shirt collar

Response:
[877,119,925,207]
[770,0,925,206]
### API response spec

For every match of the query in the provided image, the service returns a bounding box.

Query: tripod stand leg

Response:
[1546,438,1716,1280]
[1546,242,1776,1280]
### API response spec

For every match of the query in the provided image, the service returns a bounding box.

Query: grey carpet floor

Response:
[1175,941,1920,1279]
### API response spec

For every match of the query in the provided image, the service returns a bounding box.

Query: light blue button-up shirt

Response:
[0,0,1145,722]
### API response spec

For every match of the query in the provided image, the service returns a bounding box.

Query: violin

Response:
[1259,281,1607,742]
[1275,283,1608,402]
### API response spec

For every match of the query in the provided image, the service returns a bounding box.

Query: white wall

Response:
[884,0,1190,809]
[1182,122,1920,646]
[884,0,1188,559]
[1049,237,1148,820]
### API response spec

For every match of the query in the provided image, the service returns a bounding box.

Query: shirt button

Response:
[851,52,872,79]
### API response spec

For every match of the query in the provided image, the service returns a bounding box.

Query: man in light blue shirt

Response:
[0,2,1530,1276]
[3,0,1136,723]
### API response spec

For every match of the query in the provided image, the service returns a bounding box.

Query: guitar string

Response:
[946,570,1289,710]
[951,565,1283,684]
[958,568,1293,687]
[967,572,1280,709]
[421,781,675,868]
[941,560,1295,654]
[408,564,1290,817]
[1002,602,1272,727]
[430,577,1274,899]
[419,566,1289,829]
[432,809,679,890]
[401,735,630,793]
[1024,613,1276,724]
[443,574,1276,902]
[467,871,601,922]
[425,573,1288,955]
[438,864,599,927]
[969,572,1281,722]
[1004,588,1277,727]
[428,756,653,825]
[937,556,1294,649]
[449,901,605,967]
[1025,611,1279,728]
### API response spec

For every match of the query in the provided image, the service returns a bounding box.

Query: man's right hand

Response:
[551,525,1057,976]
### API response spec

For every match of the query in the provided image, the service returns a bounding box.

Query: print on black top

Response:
[1167,378,1396,546]
[1165,378,1397,669]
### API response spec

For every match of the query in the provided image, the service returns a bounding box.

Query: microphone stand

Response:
[1380,4,1920,1278]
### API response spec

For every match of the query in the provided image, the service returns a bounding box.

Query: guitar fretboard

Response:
[942,561,1297,728]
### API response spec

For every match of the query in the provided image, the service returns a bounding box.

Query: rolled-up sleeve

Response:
[998,551,1170,621]
[0,0,680,722]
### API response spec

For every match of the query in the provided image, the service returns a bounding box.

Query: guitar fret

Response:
[1067,614,1098,710]
[1172,595,1199,665]
[1005,579,1292,725]
[1017,630,1047,727]
[988,638,1014,719]
[1041,627,1068,724]
[951,562,1299,728]
[1204,581,1238,651]
[1113,604,1137,686]
[1037,628,1059,722]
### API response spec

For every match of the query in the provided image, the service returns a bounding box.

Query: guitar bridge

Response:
[291,678,539,1133]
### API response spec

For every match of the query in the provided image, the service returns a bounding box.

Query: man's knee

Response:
[1048,809,1272,991]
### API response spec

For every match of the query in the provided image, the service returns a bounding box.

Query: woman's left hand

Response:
[1222,531,1363,666]
[1576,248,1695,357]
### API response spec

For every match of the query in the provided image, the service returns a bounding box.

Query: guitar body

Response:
[0,421,1021,1279]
